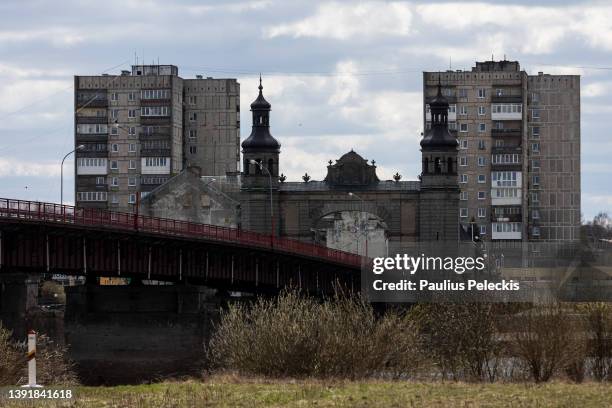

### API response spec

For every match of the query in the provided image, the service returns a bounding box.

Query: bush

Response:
[207,289,426,379]
[0,323,22,385]
[512,303,578,383]
[410,302,503,381]
[580,302,612,381]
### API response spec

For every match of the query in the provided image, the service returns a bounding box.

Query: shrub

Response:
[512,303,576,383]
[580,302,612,381]
[207,289,426,379]
[0,323,22,385]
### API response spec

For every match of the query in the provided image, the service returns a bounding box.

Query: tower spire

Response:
[259,73,263,93]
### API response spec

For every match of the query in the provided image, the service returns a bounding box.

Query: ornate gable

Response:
[324,150,379,186]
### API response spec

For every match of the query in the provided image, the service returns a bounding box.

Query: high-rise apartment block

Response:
[423,60,580,242]
[74,65,240,211]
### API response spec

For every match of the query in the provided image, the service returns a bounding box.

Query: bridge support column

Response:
[64,283,222,384]
[0,273,40,340]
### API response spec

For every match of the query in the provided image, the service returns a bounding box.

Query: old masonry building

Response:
[141,79,460,257]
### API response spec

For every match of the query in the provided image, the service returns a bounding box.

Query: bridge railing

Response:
[0,198,362,267]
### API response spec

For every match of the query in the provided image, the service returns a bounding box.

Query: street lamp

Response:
[61,145,85,206]
[249,159,275,245]
[348,192,368,257]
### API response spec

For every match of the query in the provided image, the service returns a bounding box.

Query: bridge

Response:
[0,198,362,294]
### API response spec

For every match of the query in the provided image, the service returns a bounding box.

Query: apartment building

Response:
[423,60,580,242]
[74,65,240,211]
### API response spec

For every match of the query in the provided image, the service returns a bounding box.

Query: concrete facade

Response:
[74,65,239,212]
[423,60,580,243]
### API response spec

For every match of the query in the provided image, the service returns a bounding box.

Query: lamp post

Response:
[61,145,85,206]
[348,192,368,257]
[250,160,274,246]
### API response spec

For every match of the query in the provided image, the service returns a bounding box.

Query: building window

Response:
[141,89,169,100]
[479,225,487,235]
[531,92,539,103]
[532,226,540,237]
[478,208,486,218]
[532,209,540,219]
[477,156,486,166]
[95,176,105,185]
[128,177,136,186]
[460,174,468,183]
[478,88,486,98]
[111,126,118,135]
[460,208,468,218]
[144,157,168,167]
[189,129,197,139]
[110,160,118,170]
[532,109,540,119]
[111,109,118,119]
[111,92,118,101]
[459,106,467,115]
[128,92,136,101]
[478,140,486,150]
[129,160,137,169]
[478,106,486,116]
[189,95,197,105]
[478,174,486,183]
[128,143,136,153]
[460,191,468,200]
[478,123,486,132]
[111,177,118,187]
[531,159,540,171]
[128,194,136,204]
[111,143,119,152]
[129,127,136,135]
[141,106,169,117]
[532,175,539,186]
[459,123,468,132]
[531,192,539,203]
[531,142,540,153]
[189,112,197,121]
[459,156,467,166]
[459,139,468,149]
[77,191,107,202]
[495,89,504,97]
[458,89,468,98]
[478,191,486,200]
[128,109,138,118]
[189,146,197,154]
[448,122,457,130]
[111,195,119,204]
[492,154,521,165]
[531,127,540,138]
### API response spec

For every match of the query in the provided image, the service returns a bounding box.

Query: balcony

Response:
[140,116,172,125]
[76,150,107,158]
[426,95,457,104]
[76,116,107,124]
[491,128,521,137]
[492,222,522,240]
[76,133,108,142]
[139,131,171,139]
[491,145,522,154]
[491,95,522,104]
[76,99,107,108]
[140,148,171,156]
[141,98,171,106]
[491,212,522,223]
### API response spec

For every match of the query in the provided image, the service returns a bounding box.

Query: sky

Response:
[0,0,610,221]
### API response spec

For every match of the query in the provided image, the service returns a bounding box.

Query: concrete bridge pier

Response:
[64,283,222,385]
[0,272,40,340]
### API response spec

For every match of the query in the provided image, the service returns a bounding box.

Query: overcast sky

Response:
[0,0,610,220]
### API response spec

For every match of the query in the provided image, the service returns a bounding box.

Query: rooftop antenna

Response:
[491,53,494,61]
[449,56,452,70]
[504,54,507,61]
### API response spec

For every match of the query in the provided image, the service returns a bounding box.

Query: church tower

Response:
[418,77,459,241]
[241,76,280,190]
[240,77,281,234]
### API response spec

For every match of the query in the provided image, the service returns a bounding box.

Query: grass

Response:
[2,375,612,407]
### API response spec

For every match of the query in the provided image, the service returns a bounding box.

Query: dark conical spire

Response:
[242,76,280,151]
[420,73,457,150]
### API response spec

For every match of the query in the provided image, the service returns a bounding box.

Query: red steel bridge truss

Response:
[0,199,363,294]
